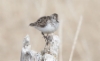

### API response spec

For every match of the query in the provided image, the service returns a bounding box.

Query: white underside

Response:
[34,23,59,34]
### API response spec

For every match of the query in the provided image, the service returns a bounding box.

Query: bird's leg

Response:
[42,32,49,48]
[41,32,47,42]
[46,34,49,45]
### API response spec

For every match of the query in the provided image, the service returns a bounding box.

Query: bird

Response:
[29,13,59,43]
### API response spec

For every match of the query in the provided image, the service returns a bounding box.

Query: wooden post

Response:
[20,34,60,61]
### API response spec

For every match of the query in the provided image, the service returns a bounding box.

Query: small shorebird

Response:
[29,13,59,43]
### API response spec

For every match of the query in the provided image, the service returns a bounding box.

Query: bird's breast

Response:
[35,23,59,33]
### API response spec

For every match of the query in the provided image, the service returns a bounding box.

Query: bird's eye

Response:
[38,19,41,22]
[53,14,58,18]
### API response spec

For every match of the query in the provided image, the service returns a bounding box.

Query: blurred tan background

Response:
[0,0,100,61]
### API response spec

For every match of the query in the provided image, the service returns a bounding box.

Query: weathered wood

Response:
[20,34,60,61]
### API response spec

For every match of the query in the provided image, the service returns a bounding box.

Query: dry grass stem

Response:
[69,16,83,61]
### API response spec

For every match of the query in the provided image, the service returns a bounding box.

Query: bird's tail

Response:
[29,23,36,26]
